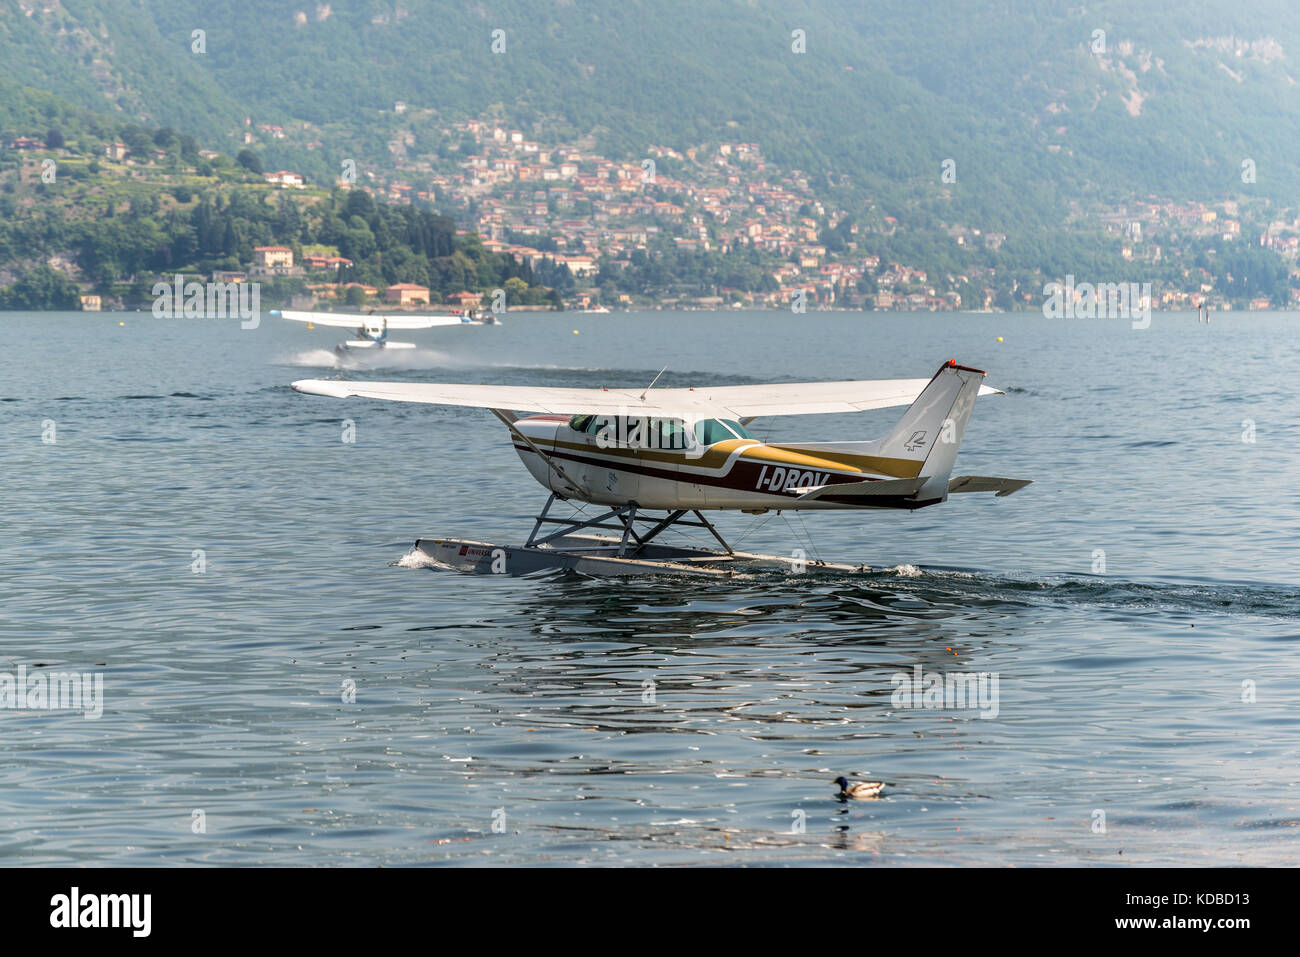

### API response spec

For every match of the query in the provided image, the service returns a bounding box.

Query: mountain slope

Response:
[3,0,1299,226]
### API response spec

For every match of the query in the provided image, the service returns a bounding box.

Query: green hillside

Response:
[0,78,544,310]
[4,0,1299,227]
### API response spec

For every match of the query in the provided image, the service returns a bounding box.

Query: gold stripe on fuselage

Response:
[547,436,921,479]
[767,445,923,479]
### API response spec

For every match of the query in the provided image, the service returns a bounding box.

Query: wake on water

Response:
[280,347,463,371]
[279,348,608,373]
[388,540,1299,620]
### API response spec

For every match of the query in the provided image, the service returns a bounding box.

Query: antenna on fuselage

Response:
[640,366,668,401]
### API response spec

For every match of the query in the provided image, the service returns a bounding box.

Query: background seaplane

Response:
[273,308,494,357]
[291,360,1030,575]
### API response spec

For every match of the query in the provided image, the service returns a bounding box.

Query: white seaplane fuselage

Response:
[511,415,935,511]
[508,362,990,513]
[337,323,415,352]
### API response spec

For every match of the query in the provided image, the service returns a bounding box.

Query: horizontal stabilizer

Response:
[947,475,1032,497]
[795,477,928,501]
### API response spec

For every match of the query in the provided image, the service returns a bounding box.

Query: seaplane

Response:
[291,360,1030,576]
[273,308,495,357]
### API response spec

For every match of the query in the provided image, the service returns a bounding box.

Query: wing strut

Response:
[523,496,735,557]
[489,409,586,498]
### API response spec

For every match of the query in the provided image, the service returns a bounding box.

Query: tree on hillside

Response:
[504,276,529,304]
[120,124,153,157]
[236,149,263,175]
[45,128,64,149]
[344,189,375,220]
[0,266,81,310]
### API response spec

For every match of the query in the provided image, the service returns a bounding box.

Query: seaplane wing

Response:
[680,378,1004,417]
[276,309,468,330]
[290,374,1004,418]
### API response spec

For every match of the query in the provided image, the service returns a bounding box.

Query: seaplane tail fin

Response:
[871,361,990,501]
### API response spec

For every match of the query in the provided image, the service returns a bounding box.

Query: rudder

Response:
[871,360,988,501]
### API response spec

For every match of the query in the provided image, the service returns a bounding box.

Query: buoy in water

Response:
[996,336,1003,342]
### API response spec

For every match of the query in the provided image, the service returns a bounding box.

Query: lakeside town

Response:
[4,111,1300,313]
[299,110,1300,313]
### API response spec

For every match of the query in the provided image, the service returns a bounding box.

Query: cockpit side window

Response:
[573,415,753,447]
[656,419,689,450]
[719,419,755,440]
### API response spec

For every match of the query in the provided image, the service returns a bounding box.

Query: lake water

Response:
[1,308,1297,866]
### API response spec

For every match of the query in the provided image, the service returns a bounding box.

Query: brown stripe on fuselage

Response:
[545,435,921,479]
[548,436,757,470]
[514,443,899,498]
